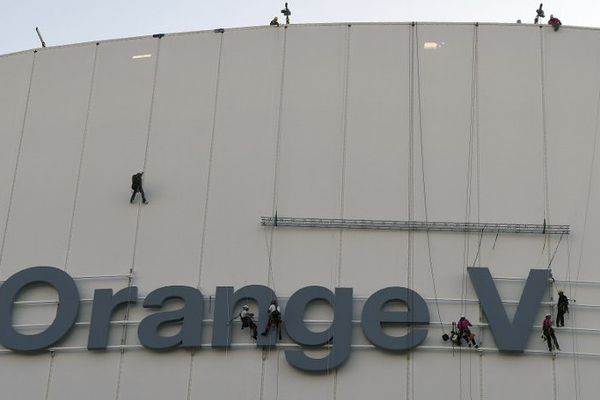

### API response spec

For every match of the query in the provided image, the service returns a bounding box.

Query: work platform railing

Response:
[260,216,570,235]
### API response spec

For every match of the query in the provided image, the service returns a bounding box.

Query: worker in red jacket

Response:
[548,15,562,31]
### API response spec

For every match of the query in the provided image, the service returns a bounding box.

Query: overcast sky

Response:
[1,0,598,55]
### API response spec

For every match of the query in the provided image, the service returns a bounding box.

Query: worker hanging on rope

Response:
[130,172,148,204]
[270,16,280,26]
[261,299,283,340]
[234,305,258,340]
[542,314,560,352]
[556,290,569,327]
[534,3,545,24]
[548,14,562,31]
[456,315,479,348]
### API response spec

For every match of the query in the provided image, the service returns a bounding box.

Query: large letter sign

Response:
[0,266,80,352]
[0,266,552,371]
[468,267,550,352]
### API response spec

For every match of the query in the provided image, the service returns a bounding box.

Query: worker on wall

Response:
[130,172,148,204]
[237,305,258,340]
[542,314,560,352]
[457,315,478,348]
[261,299,283,340]
[556,290,569,327]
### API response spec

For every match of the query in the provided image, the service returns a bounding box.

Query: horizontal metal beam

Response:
[261,216,570,235]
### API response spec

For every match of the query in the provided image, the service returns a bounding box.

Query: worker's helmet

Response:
[550,14,554,18]
[460,315,465,319]
[242,305,249,310]
[558,290,564,294]
[546,314,552,317]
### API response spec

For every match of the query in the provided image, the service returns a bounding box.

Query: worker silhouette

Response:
[130,172,148,204]
[270,17,280,26]
[556,290,569,327]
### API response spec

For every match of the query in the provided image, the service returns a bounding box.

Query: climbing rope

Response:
[0,51,36,271]
[186,31,225,400]
[65,43,99,272]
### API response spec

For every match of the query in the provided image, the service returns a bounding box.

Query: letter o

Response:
[0,266,79,352]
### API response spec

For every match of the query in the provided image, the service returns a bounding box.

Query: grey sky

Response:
[1,0,597,55]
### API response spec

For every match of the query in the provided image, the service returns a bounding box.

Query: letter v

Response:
[467,267,550,353]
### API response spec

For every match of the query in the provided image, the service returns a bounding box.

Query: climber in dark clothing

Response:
[130,172,148,204]
[556,290,569,327]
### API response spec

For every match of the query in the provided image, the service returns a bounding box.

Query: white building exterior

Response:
[0,22,599,399]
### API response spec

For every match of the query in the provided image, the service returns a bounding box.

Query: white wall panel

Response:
[200,28,284,291]
[483,354,552,400]
[543,29,600,289]
[0,354,50,399]
[190,350,263,399]
[414,350,480,399]
[272,25,346,294]
[412,24,474,223]
[47,353,120,400]
[0,53,33,269]
[340,25,410,295]
[132,32,220,292]
[336,350,407,399]
[263,350,334,400]
[67,38,158,277]
[1,45,95,277]
[478,26,545,224]
[117,351,190,400]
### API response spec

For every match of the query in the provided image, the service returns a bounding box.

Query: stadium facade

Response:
[0,22,599,399]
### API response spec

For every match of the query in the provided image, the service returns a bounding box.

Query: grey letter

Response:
[87,287,138,350]
[361,287,429,351]
[138,286,203,350]
[0,266,79,352]
[468,267,550,352]
[284,286,352,372]
[212,285,277,348]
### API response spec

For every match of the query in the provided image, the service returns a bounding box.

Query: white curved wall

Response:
[0,22,599,399]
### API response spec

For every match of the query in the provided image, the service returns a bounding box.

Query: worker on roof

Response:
[457,315,478,348]
[130,172,148,204]
[270,17,280,26]
[238,305,258,340]
[542,314,560,352]
[548,15,562,31]
[261,299,282,340]
[556,290,569,327]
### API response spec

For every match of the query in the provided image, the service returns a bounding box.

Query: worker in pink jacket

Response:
[457,316,478,348]
[542,314,560,351]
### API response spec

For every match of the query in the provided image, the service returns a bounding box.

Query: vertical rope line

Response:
[266,27,287,291]
[539,27,552,264]
[185,350,195,400]
[552,356,557,400]
[196,32,225,289]
[115,37,162,400]
[479,352,484,400]
[406,22,415,400]
[260,27,287,400]
[462,24,479,314]
[0,51,37,270]
[333,24,351,400]
[43,351,56,400]
[413,24,445,334]
[337,24,351,290]
[185,31,225,400]
[566,236,580,400]
[65,43,99,272]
